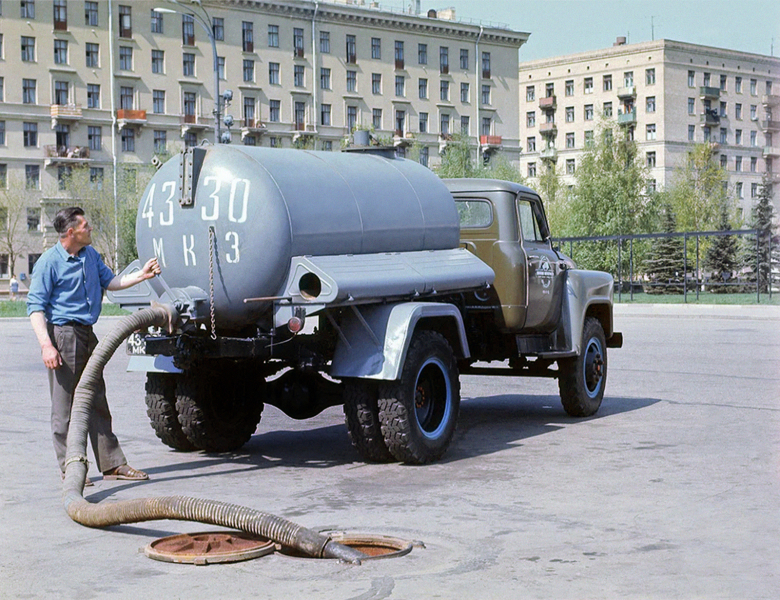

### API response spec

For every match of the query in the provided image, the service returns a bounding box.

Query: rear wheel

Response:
[145,373,195,451]
[176,362,265,452]
[343,379,395,463]
[378,331,460,464]
[558,317,607,417]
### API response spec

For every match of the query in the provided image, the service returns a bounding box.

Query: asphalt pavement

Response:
[0,304,778,599]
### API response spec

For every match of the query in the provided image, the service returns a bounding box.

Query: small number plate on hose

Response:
[126,332,147,355]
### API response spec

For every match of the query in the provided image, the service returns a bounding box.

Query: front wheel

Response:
[378,331,460,464]
[558,317,607,417]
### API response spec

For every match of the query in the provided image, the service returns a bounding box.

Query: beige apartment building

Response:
[518,38,780,223]
[0,0,528,286]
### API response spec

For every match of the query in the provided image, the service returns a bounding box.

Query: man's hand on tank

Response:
[140,258,161,279]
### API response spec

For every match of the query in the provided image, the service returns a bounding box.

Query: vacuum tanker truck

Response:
[110,145,622,464]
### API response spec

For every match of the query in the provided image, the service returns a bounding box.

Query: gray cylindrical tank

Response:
[136,146,460,329]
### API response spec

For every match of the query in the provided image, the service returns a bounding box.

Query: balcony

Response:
[395,58,405,70]
[540,147,558,161]
[116,109,147,130]
[761,94,780,107]
[181,114,209,136]
[617,108,637,125]
[760,119,780,132]
[43,145,90,167]
[700,109,720,126]
[699,86,720,99]
[394,131,415,148]
[764,146,780,158]
[50,104,83,128]
[479,135,502,148]
[240,118,266,141]
[617,86,636,99]
[539,122,557,136]
[539,95,556,111]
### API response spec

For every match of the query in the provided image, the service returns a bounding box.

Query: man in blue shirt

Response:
[27,207,160,484]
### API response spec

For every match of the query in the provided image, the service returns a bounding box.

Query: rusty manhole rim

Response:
[144,531,275,565]
[277,531,418,561]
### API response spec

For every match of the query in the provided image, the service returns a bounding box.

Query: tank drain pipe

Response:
[62,304,367,564]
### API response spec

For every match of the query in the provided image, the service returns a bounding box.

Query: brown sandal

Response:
[103,465,149,481]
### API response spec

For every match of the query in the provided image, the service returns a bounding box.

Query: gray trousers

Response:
[48,323,126,474]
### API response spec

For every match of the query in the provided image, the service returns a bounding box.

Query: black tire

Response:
[176,363,264,452]
[145,373,196,451]
[378,331,460,464]
[558,317,607,417]
[343,379,395,463]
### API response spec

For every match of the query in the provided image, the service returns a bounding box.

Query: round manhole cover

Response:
[278,532,416,561]
[144,531,275,565]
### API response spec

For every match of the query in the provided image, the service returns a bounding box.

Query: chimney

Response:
[614,36,627,46]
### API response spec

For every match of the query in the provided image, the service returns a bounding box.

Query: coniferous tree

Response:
[703,202,738,293]
[740,178,778,293]
[644,203,688,294]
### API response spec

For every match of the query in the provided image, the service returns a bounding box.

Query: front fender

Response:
[329,302,469,381]
[563,270,614,355]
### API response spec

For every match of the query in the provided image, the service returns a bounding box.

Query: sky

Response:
[381,0,780,61]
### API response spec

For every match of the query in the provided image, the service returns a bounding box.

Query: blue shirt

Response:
[26,243,115,326]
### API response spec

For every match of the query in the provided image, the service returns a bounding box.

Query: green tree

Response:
[434,132,524,183]
[536,160,569,237]
[0,173,35,277]
[740,177,778,293]
[666,143,728,232]
[644,203,689,294]
[703,202,738,292]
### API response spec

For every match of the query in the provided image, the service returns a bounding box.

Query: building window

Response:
[688,98,695,115]
[22,79,36,104]
[419,146,429,168]
[216,56,225,80]
[526,85,535,102]
[481,52,490,78]
[346,70,357,92]
[0,122,5,147]
[419,78,428,99]
[371,37,381,59]
[527,162,537,178]
[320,31,330,53]
[566,132,575,148]
[646,124,656,140]
[584,104,594,120]
[720,154,727,169]
[373,108,382,130]
[719,74,727,91]
[751,182,758,198]
[418,43,427,65]
[646,96,656,113]
[153,130,166,153]
[88,126,101,151]
[603,102,613,117]
[646,151,656,168]
[269,100,280,122]
[294,65,304,87]
[735,129,742,145]
[81,43,99,68]
[23,122,37,147]
[766,81,773,95]
[392,40,404,69]
[294,28,304,57]
[119,46,132,70]
[735,76,742,93]
[646,68,656,85]
[624,71,634,87]
[480,117,490,136]
[371,73,381,95]
[150,49,164,74]
[750,130,757,147]
[212,17,224,41]
[0,77,3,103]
[121,128,135,152]
[735,103,742,120]
[242,59,254,82]
[54,39,68,65]
[242,97,256,125]
[750,79,757,95]
[565,80,574,96]
[440,80,449,102]
[719,127,727,144]
[346,35,357,64]
[86,84,100,109]
[481,85,491,105]
[26,165,40,189]
[269,136,279,148]
[440,113,450,136]
[544,82,554,98]
[21,0,35,19]
[736,182,743,198]
[269,63,280,85]
[751,156,758,172]
[294,101,305,129]
[321,68,331,90]
[584,77,593,94]
[183,91,196,116]
[527,111,536,127]
[182,131,196,147]
[439,46,448,74]
[461,48,470,71]
[419,112,428,133]
[150,8,162,33]
[27,207,41,231]
[461,82,470,103]
[584,130,594,147]
[347,106,358,131]
[459,116,470,135]
[181,14,194,45]
[750,105,757,120]
[564,106,574,122]
[566,159,576,174]
[735,156,742,172]
[152,90,164,114]
[320,103,331,126]
[603,74,612,92]
[119,5,131,37]
[21,36,35,62]
[395,75,404,97]
[703,126,711,142]
[688,70,695,87]
[527,136,536,152]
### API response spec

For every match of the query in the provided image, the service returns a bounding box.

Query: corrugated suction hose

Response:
[62,305,367,564]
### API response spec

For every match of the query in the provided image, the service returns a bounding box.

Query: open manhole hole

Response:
[278,532,417,561]
[144,531,274,565]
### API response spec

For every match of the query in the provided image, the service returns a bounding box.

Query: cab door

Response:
[517,194,564,332]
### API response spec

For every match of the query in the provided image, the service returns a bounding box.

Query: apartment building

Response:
[518,38,779,222]
[0,0,528,285]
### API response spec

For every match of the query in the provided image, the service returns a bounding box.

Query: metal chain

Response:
[208,226,217,340]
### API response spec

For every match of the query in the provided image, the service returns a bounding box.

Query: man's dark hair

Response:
[53,207,85,236]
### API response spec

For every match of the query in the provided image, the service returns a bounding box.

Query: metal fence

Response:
[552,229,775,303]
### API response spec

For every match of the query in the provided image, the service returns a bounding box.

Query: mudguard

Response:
[560,269,615,356]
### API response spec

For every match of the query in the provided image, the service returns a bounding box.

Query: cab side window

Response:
[456,199,493,229]
[517,199,543,242]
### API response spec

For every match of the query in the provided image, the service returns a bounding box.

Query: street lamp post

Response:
[154,1,222,144]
